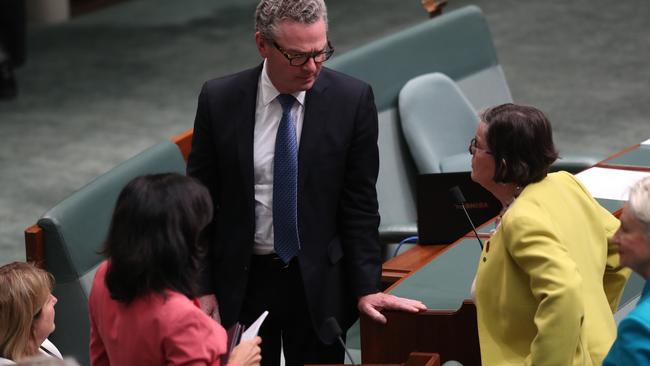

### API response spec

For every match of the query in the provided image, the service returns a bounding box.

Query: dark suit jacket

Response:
[187,64,381,340]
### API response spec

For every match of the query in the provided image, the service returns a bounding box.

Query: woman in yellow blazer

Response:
[470,103,630,366]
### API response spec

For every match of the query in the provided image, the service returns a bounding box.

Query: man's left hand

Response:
[358,292,427,324]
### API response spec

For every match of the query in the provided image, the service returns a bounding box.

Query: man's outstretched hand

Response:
[358,292,427,324]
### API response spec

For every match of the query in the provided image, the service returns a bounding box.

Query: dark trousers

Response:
[239,254,344,366]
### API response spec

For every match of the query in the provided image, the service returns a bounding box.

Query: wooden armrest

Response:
[405,352,441,366]
[25,224,45,268]
[421,0,448,18]
[170,128,194,162]
[382,244,447,290]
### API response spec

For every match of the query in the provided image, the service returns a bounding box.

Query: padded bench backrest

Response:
[327,5,510,113]
[399,73,479,174]
[375,109,418,242]
[326,6,508,245]
[38,140,186,365]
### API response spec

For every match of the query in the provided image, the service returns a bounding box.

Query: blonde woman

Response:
[0,262,62,365]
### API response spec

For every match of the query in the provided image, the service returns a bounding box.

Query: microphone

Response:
[320,317,357,366]
[449,186,484,250]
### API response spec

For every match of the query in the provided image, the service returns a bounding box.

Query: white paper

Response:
[241,310,268,341]
[641,138,650,146]
[576,167,650,201]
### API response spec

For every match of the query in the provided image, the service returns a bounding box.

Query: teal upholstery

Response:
[328,5,507,112]
[326,6,508,246]
[399,71,597,175]
[550,155,600,174]
[376,109,418,242]
[399,73,478,174]
[37,140,186,365]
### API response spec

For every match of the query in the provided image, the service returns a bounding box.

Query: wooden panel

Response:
[381,244,446,288]
[404,352,440,366]
[597,143,641,164]
[171,128,194,162]
[361,302,479,366]
[307,352,439,366]
[596,164,650,173]
[25,224,45,268]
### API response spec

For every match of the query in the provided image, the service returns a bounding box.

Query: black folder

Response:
[221,322,245,364]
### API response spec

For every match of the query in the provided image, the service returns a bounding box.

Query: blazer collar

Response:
[298,68,332,189]
[235,64,263,209]
[642,279,650,301]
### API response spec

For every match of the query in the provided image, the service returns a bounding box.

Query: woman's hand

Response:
[228,336,262,366]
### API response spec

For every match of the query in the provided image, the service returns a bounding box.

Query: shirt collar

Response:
[642,278,650,300]
[259,59,306,107]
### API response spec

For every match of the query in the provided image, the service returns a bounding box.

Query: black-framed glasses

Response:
[272,40,335,66]
[468,138,492,155]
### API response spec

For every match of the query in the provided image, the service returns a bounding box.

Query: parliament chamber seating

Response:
[24,140,187,364]
[327,5,596,252]
[23,5,605,365]
[399,73,479,174]
[327,5,510,249]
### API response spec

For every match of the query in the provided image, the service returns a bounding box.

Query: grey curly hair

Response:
[629,176,650,238]
[255,0,328,41]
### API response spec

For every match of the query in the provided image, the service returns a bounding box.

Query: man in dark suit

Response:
[187,1,425,365]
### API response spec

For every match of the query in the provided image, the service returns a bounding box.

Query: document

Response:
[241,310,268,341]
[576,167,650,200]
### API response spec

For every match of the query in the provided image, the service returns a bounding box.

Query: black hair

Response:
[103,173,212,303]
[482,103,559,186]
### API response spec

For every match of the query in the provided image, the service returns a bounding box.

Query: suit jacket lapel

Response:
[236,65,263,210]
[299,69,332,191]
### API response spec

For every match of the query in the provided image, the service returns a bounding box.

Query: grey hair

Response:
[255,0,328,41]
[629,176,650,238]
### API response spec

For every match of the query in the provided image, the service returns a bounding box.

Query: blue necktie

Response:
[273,94,300,263]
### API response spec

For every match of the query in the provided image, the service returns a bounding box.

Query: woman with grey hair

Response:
[604,177,650,365]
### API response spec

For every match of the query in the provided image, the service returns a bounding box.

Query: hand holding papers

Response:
[241,311,268,341]
[222,311,267,366]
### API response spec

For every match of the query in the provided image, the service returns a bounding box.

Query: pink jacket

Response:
[89,261,228,365]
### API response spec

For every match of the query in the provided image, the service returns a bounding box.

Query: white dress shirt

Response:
[252,60,305,255]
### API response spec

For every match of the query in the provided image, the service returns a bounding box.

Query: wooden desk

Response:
[363,238,481,365]
[597,143,650,172]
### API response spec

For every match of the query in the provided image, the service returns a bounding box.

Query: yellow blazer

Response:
[475,172,630,366]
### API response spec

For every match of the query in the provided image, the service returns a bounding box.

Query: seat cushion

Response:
[399,73,479,174]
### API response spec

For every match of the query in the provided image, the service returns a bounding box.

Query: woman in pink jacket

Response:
[89,173,261,366]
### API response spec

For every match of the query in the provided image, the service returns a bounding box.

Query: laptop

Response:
[416,172,501,244]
